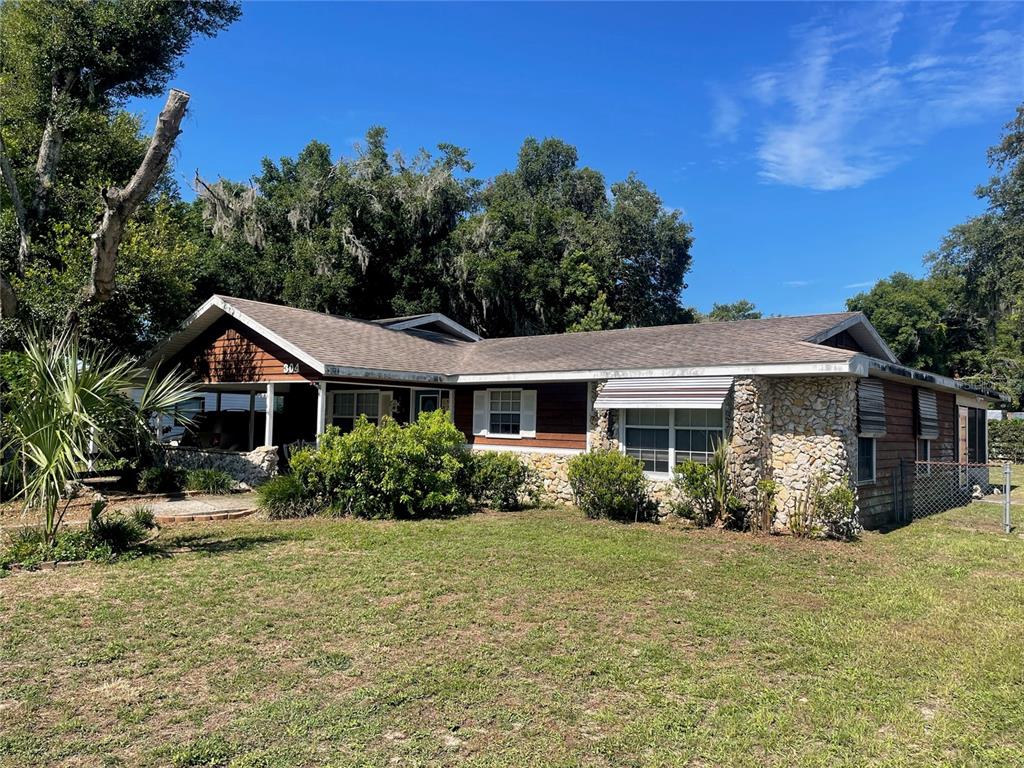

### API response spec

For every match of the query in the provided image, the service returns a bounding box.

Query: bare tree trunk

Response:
[0,131,30,275]
[31,74,76,229]
[66,89,190,326]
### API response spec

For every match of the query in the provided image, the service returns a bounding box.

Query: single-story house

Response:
[147,294,1004,529]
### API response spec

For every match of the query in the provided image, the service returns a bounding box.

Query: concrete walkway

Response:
[147,493,257,524]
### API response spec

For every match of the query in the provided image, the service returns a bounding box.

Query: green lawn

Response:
[2,504,1023,767]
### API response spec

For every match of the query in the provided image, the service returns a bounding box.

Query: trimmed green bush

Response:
[290,410,470,519]
[256,474,314,519]
[670,442,743,528]
[990,419,1024,463]
[184,468,235,494]
[138,465,184,494]
[468,451,539,510]
[567,450,652,522]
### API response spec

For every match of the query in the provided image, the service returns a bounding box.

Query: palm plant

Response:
[2,328,196,546]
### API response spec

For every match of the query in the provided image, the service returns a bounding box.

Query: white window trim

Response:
[916,437,932,476]
[856,435,877,486]
[485,387,524,439]
[618,407,727,479]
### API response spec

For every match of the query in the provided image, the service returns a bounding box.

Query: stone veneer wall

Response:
[765,376,858,529]
[518,451,575,504]
[158,445,279,487]
[586,376,858,527]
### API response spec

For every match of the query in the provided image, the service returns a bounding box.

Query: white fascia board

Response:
[808,315,899,364]
[386,313,482,342]
[865,357,1007,404]
[323,365,451,385]
[215,298,326,374]
[143,295,226,368]
[451,360,859,384]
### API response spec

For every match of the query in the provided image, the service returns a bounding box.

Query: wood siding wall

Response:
[171,316,317,383]
[454,383,588,451]
[857,377,957,528]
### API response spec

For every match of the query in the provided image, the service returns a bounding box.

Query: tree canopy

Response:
[704,300,761,322]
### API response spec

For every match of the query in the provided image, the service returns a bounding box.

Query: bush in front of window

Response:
[990,419,1024,463]
[467,451,539,511]
[290,410,471,519]
[567,450,653,522]
[669,441,744,528]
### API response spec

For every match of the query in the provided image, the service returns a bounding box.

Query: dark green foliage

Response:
[255,474,315,520]
[90,504,156,554]
[138,466,185,494]
[567,450,652,522]
[184,468,235,494]
[705,299,761,322]
[467,451,539,511]
[990,419,1024,463]
[290,411,470,519]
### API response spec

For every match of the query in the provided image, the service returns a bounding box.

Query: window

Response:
[623,408,724,474]
[967,407,987,463]
[624,409,670,472]
[917,438,931,476]
[333,391,379,432]
[857,436,876,485]
[488,389,521,435]
[673,408,725,465]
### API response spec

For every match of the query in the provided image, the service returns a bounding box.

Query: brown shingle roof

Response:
[216,296,861,376]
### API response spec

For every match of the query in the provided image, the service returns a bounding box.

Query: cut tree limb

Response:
[67,89,190,324]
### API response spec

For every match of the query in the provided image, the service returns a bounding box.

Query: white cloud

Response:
[719,3,1023,191]
[844,280,875,289]
[783,279,814,288]
[709,88,743,143]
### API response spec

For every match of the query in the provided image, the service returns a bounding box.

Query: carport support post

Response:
[315,382,327,441]
[1004,462,1012,534]
[248,391,256,450]
[264,382,275,447]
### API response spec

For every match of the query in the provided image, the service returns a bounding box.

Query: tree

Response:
[0,0,240,321]
[705,300,761,322]
[1,328,196,546]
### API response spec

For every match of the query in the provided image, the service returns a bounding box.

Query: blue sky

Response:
[130,1,1023,316]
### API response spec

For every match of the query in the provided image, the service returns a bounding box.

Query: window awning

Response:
[858,378,887,436]
[593,376,733,410]
[916,389,939,440]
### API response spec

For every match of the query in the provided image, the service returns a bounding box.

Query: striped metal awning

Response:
[593,376,734,410]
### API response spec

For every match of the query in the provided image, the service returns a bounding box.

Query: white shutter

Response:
[379,391,393,421]
[472,390,488,435]
[520,389,537,438]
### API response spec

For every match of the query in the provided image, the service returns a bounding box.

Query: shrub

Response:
[467,451,539,510]
[567,450,652,522]
[670,442,743,528]
[138,465,184,494]
[184,468,235,494]
[256,474,315,519]
[290,410,470,519]
[89,500,156,554]
[990,419,1024,463]
[790,473,860,541]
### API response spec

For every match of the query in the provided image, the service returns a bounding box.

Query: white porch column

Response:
[315,382,327,439]
[264,382,275,447]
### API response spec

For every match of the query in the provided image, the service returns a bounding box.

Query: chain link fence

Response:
[896,460,1013,532]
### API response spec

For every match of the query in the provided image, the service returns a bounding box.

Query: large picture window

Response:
[623,408,724,474]
[488,389,521,435]
[333,391,379,432]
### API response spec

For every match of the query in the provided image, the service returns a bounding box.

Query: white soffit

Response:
[593,376,734,410]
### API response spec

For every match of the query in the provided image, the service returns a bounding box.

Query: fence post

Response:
[1004,461,1012,534]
